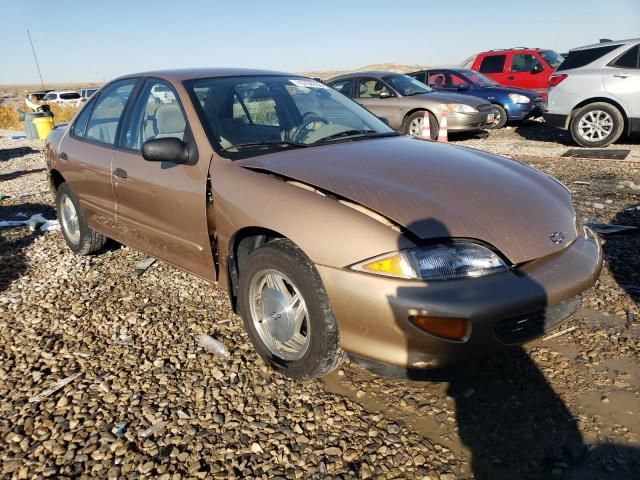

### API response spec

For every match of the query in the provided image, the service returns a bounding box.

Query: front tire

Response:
[238,239,342,379]
[488,104,508,129]
[570,102,624,148]
[403,111,438,139]
[56,183,106,255]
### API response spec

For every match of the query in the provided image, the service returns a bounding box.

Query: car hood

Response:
[237,136,577,264]
[410,91,491,107]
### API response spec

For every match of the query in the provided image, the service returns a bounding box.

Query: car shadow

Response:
[362,217,640,478]
[0,202,56,293]
[515,120,640,147]
[603,206,640,304]
[0,146,38,162]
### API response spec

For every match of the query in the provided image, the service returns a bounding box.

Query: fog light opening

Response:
[409,315,469,341]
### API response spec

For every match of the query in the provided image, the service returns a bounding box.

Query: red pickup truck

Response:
[464,48,565,97]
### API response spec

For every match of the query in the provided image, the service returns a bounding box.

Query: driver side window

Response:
[357,78,391,98]
[123,80,186,151]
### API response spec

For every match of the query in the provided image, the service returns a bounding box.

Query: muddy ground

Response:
[0,122,639,479]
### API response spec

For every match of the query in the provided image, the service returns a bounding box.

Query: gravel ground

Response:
[1,123,639,479]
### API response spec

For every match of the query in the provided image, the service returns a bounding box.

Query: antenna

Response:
[26,29,46,91]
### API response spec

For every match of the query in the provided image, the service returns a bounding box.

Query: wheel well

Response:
[226,227,285,312]
[50,169,65,191]
[403,108,435,126]
[570,97,629,132]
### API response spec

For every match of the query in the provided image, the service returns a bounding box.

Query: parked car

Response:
[44,68,602,378]
[409,68,545,129]
[463,48,564,97]
[42,90,82,106]
[327,71,496,138]
[544,38,640,148]
[25,90,52,103]
[150,84,176,104]
[79,88,98,102]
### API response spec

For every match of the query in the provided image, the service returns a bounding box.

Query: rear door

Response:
[603,44,640,119]
[112,78,215,281]
[476,53,509,85]
[506,52,547,90]
[61,79,138,242]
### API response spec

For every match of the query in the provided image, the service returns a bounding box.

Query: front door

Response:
[506,53,547,90]
[112,79,215,281]
[355,77,402,129]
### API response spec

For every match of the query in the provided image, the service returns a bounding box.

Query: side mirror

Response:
[378,91,392,99]
[457,83,471,91]
[531,63,544,73]
[142,137,189,163]
[377,116,390,126]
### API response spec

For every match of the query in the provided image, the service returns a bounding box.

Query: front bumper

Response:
[317,228,602,369]
[446,109,495,132]
[506,100,546,121]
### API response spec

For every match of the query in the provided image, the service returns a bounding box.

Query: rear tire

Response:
[403,111,438,139]
[570,102,624,148]
[56,183,106,255]
[488,104,508,129]
[238,239,342,379]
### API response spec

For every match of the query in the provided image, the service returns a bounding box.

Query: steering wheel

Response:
[292,112,329,143]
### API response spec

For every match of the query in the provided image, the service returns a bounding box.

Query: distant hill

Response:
[302,63,428,80]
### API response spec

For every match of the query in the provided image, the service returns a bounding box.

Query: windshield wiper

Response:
[311,129,388,145]
[223,140,308,152]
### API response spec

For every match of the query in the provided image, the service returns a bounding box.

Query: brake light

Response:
[549,74,568,87]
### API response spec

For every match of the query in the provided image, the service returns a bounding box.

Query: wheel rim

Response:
[60,194,81,244]
[249,269,310,361]
[577,110,614,142]
[409,117,424,136]
[492,110,502,127]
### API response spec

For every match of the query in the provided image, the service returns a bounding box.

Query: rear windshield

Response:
[60,92,80,100]
[557,45,620,71]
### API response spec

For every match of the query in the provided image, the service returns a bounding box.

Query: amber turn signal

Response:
[409,315,469,341]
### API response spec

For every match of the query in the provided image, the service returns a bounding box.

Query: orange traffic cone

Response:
[438,111,448,143]
[420,111,431,139]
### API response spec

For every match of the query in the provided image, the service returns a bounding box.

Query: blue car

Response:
[409,68,545,129]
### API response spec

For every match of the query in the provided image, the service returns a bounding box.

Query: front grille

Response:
[494,295,582,345]
[494,310,545,344]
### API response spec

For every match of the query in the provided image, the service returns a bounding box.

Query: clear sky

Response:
[1,0,638,85]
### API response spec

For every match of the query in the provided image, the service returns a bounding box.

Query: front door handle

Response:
[506,76,515,81]
[59,152,68,161]
[613,73,630,78]
[113,168,127,179]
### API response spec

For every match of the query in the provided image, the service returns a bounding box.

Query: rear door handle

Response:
[59,152,68,161]
[613,73,630,78]
[113,168,127,179]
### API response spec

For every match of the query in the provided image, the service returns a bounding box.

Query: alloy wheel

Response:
[577,110,614,142]
[60,194,81,245]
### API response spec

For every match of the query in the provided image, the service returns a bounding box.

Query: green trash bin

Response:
[17,110,42,140]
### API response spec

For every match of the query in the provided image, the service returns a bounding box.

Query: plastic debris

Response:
[585,223,637,235]
[0,213,57,232]
[39,220,60,232]
[0,193,8,201]
[29,372,83,402]
[135,257,156,276]
[542,326,577,342]
[573,181,591,186]
[196,334,230,357]
[112,423,127,437]
[140,420,168,438]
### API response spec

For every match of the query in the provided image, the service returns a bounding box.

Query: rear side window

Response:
[72,100,94,137]
[60,92,80,100]
[85,79,137,145]
[479,55,506,74]
[557,45,620,71]
[329,79,353,96]
[510,54,542,72]
[610,45,640,69]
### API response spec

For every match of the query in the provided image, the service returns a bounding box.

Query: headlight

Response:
[508,93,531,104]
[445,103,477,114]
[351,242,508,281]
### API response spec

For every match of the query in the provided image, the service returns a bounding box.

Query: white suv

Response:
[544,38,640,147]
[42,90,82,106]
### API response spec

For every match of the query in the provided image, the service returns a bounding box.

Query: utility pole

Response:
[26,29,46,91]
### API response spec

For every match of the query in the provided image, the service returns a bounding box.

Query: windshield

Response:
[460,70,497,87]
[187,76,396,156]
[383,74,433,96]
[539,50,564,68]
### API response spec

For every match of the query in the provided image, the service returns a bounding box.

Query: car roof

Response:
[328,71,405,82]
[113,67,296,82]
[478,47,545,54]
[49,90,79,94]
[413,67,471,74]
[570,37,640,51]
